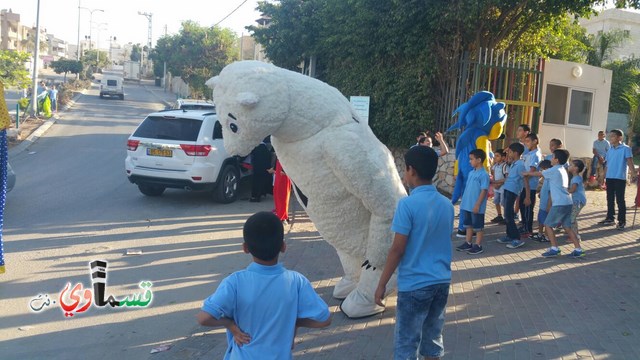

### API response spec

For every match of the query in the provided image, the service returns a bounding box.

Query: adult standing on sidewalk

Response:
[598,129,638,230]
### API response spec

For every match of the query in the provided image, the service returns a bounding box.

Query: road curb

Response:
[9,90,85,157]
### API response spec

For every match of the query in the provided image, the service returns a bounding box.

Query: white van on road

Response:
[100,76,125,100]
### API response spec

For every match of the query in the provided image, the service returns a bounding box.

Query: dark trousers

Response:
[605,178,627,224]
[519,189,536,233]
[504,190,520,240]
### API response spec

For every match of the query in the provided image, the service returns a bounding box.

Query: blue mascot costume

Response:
[447,91,507,234]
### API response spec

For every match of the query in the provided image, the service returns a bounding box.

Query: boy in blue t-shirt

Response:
[520,133,542,237]
[456,149,490,255]
[375,146,454,360]
[569,159,587,240]
[197,212,331,360]
[529,160,552,242]
[497,142,527,249]
[524,149,584,258]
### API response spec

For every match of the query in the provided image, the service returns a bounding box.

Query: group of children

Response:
[195,127,636,359]
[456,124,592,258]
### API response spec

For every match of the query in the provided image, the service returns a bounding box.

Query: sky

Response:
[2,0,265,49]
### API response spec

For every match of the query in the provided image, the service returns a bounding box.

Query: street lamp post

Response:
[77,6,103,55]
[95,22,108,65]
[30,0,42,116]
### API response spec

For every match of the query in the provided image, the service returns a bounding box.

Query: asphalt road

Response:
[0,76,270,359]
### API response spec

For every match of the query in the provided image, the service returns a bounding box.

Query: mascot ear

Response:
[205,76,219,90]
[237,92,260,108]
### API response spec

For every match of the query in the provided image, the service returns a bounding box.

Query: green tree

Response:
[584,29,629,67]
[151,21,239,98]
[130,44,142,62]
[50,58,83,82]
[605,58,640,113]
[250,0,639,147]
[81,49,110,71]
[0,50,31,88]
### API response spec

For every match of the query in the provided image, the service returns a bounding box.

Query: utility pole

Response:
[30,0,41,117]
[138,11,153,76]
[163,24,167,91]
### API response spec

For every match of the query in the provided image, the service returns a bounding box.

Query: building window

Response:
[543,84,593,127]
[568,90,593,126]
[543,85,567,125]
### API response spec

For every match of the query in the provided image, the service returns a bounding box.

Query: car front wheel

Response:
[213,165,239,203]
[138,184,165,197]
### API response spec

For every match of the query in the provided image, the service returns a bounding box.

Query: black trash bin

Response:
[155,77,161,86]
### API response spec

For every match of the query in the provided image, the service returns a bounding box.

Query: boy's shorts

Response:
[544,205,572,228]
[395,283,449,359]
[493,191,503,205]
[461,209,485,231]
[537,209,548,225]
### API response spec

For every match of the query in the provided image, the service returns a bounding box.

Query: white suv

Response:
[125,109,248,203]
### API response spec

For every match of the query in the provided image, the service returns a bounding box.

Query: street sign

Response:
[350,96,370,125]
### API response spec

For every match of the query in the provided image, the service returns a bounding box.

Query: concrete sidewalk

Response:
[156,186,640,359]
[140,80,176,108]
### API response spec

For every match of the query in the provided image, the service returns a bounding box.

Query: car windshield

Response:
[180,104,215,111]
[133,116,203,141]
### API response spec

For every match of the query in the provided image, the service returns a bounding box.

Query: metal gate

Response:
[436,48,544,148]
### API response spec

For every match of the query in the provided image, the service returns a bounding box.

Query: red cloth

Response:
[273,160,291,221]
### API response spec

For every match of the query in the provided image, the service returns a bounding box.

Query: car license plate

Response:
[147,148,172,157]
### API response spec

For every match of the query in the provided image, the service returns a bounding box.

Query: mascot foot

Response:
[332,277,357,300]
[340,289,385,319]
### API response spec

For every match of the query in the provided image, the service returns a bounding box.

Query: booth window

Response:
[543,84,593,127]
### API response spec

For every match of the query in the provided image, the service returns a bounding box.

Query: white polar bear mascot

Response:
[208,61,406,318]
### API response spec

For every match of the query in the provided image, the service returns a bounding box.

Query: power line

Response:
[214,0,249,27]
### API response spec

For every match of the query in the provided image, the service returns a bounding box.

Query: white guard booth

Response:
[538,59,613,158]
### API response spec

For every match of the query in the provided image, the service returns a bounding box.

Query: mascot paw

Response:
[333,277,358,300]
[340,289,385,319]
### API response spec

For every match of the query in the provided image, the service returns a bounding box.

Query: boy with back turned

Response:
[197,211,331,359]
[375,146,454,360]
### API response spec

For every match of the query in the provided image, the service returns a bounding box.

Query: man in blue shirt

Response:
[375,146,453,360]
[497,142,527,249]
[590,131,610,181]
[197,212,331,360]
[598,129,638,230]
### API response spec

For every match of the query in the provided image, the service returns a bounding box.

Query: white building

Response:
[579,8,640,60]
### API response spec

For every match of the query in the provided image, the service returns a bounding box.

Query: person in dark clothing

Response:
[250,141,273,202]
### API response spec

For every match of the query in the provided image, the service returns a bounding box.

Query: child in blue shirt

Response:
[497,142,527,249]
[197,212,331,360]
[456,149,490,254]
[569,159,587,240]
[529,160,552,242]
[524,149,584,258]
[375,146,454,360]
[520,133,542,237]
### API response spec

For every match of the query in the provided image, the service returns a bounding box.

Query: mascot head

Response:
[447,91,506,134]
[207,61,290,156]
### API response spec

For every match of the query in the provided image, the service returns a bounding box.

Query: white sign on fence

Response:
[350,96,370,125]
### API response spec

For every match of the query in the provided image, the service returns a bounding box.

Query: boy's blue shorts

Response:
[544,205,572,228]
[537,209,548,225]
[493,191,503,205]
[462,210,485,231]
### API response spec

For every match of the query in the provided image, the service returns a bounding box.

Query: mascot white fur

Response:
[207,61,406,318]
